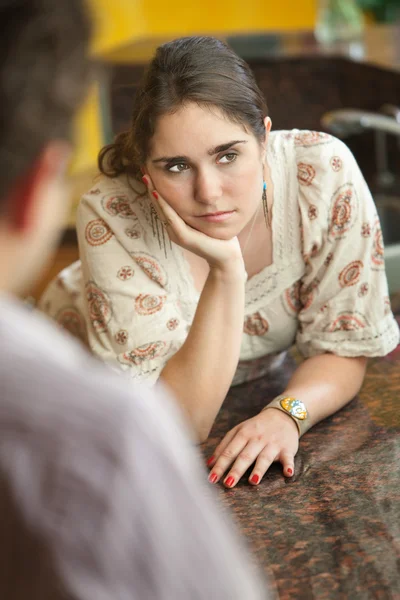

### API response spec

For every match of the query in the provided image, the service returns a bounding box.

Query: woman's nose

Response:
[194,169,223,205]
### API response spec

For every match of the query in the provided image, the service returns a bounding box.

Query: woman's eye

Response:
[219,153,237,164]
[167,163,189,173]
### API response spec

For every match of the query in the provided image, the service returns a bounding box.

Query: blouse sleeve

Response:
[76,179,189,386]
[295,134,399,357]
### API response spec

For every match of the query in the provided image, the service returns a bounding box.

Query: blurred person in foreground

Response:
[0,1,267,598]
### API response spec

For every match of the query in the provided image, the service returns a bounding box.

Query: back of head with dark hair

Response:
[99,36,268,182]
[0,0,91,207]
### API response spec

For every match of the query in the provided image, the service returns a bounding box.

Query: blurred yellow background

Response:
[70,0,316,177]
[88,0,316,56]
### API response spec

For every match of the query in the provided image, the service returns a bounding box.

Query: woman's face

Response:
[145,102,270,240]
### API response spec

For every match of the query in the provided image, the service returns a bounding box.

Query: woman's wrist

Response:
[208,258,247,284]
[261,394,311,437]
[260,405,299,436]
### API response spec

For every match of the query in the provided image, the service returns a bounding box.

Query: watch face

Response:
[280,397,307,420]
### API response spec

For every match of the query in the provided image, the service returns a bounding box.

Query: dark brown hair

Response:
[0,0,91,206]
[99,36,268,181]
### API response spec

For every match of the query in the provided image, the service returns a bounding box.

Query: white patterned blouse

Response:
[39,130,400,385]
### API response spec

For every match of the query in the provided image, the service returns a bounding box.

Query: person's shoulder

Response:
[77,172,153,248]
[281,129,354,163]
[80,173,146,214]
[85,172,142,197]
[271,128,340,149]
[270,130,359,186]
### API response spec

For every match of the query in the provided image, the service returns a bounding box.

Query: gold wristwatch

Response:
[262,394,310,437]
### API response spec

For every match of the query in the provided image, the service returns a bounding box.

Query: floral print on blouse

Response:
[39,130,400,385]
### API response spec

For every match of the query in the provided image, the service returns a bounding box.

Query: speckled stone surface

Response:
[202,314,400,599]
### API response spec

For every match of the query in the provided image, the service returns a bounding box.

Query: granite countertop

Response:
[202,298,400,599]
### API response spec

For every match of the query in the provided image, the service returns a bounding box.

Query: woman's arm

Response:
[147,185,247,442]
[280,353,367,428]
[207,354,367,487]
[161,263,246,442]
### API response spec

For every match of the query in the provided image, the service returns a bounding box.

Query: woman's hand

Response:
[207,408,299,488]
[142,175,244,273]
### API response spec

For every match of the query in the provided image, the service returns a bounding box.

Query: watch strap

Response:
[261,395,310,437]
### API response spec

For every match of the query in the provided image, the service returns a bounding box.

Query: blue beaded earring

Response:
[262,180,270,227]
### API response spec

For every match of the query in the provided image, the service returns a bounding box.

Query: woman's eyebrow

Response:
[151,140,247,164]
[152,154,188,164]
[208,140,247,155]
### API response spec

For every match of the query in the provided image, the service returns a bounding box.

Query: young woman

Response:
[40,36,399,489]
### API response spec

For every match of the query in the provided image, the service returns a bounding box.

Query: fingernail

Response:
[209,472,218,484]
[225,476,235,488]
[141,176,148,186]
[206,456,215,467]
[287,468,293,476]
[250,474,260,484]
[152,191,159,200]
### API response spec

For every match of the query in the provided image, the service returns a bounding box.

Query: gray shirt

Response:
[0,294,268,599]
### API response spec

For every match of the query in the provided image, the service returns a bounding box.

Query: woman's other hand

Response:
[207,409,299,488]
[142,175,245,273]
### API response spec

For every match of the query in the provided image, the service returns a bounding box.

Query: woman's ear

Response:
[263,117,272,146]
[264,116,272,132]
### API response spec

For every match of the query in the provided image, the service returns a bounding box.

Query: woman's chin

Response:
[186,219,239,239]
[195,226,239,241]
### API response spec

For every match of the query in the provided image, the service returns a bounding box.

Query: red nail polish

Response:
[225,476,235,487]
[152,191,159,200]
[209,472,218,484]
[287,468,293,475]
[206,456,215,467]
[141,176,148,186]
[250,474,260,484]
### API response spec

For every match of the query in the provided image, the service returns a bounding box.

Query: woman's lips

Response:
[197,210,236,223]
